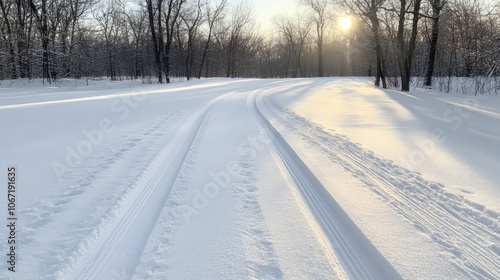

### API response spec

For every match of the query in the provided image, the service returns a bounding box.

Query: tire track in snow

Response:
[60,92,234,280]
[266,96,500,279]
[248,90,403,280]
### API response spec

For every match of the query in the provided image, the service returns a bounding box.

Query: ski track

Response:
[21,113,180,235]
[131,114,210,280]
[134,91,284,279]
[8,80,499,279]
[264,93,500,279]
[6,112,183,278]
[57,92,234,279]
[248,90,403,280]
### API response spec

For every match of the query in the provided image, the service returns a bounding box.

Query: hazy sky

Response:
[252,0,299,32]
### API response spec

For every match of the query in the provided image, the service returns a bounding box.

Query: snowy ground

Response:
[1,78,499,279]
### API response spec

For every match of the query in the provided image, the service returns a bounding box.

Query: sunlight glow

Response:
[340,16,351,31]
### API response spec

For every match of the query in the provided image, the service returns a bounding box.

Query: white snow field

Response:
[0,77,499,280]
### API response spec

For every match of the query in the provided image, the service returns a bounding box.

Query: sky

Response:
[252,0,299,32]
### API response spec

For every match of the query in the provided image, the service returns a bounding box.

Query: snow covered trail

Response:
[0,79,266,279]
[131,81,346,279]
[259,82,500,279]
[61,92,234,279]
[1,78,499,279]
[249,89,402,280]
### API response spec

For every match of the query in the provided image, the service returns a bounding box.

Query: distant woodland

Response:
[0,0,499,91]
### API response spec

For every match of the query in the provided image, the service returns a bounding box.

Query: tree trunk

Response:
[318,40,323,77]
[0,0,17,78]
[425,0,444,87]
[397,0,422,92]
[146,0,163,83]
[370,15,386,88]
[157,0,166,83]
[16,0,27,78]
[40,0,50,83]
[401,63,411,91]
[317,25,324,77]
[163,0,184,84]
[186,37,192,80]
[198,36,210,79]
[198,22,213,79]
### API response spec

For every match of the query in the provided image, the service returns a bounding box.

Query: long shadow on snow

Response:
[382,88,500,191]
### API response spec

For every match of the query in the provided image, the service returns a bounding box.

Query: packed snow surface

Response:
[0,78,499,279]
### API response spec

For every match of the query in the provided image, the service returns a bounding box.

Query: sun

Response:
[340,16,351,31]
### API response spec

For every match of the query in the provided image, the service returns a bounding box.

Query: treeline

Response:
[0,0,499,91]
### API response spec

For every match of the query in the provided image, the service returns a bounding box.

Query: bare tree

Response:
[424,0,446,86]
[93,0,125,81]
[197,0,226,79]
[273,13,311,78]
[396,0,423,91]
[214,2,255,78]
[162,0,185,83]
[346,0,388,88]
[0,0,17,78]
[0,0,497,85]
[146,0,163,82]
[181,0,204,80]
[27,0,51,83]
[16,0,32,78]
[146,0,184,83]
[124,3,147,79]
[58,0,93,78]
[300,0,329,77]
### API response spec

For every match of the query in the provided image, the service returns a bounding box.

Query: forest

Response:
[0,0,499,91]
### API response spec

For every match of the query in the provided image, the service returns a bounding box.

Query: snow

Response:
[276,79,500,211]
[0,77,499,279]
